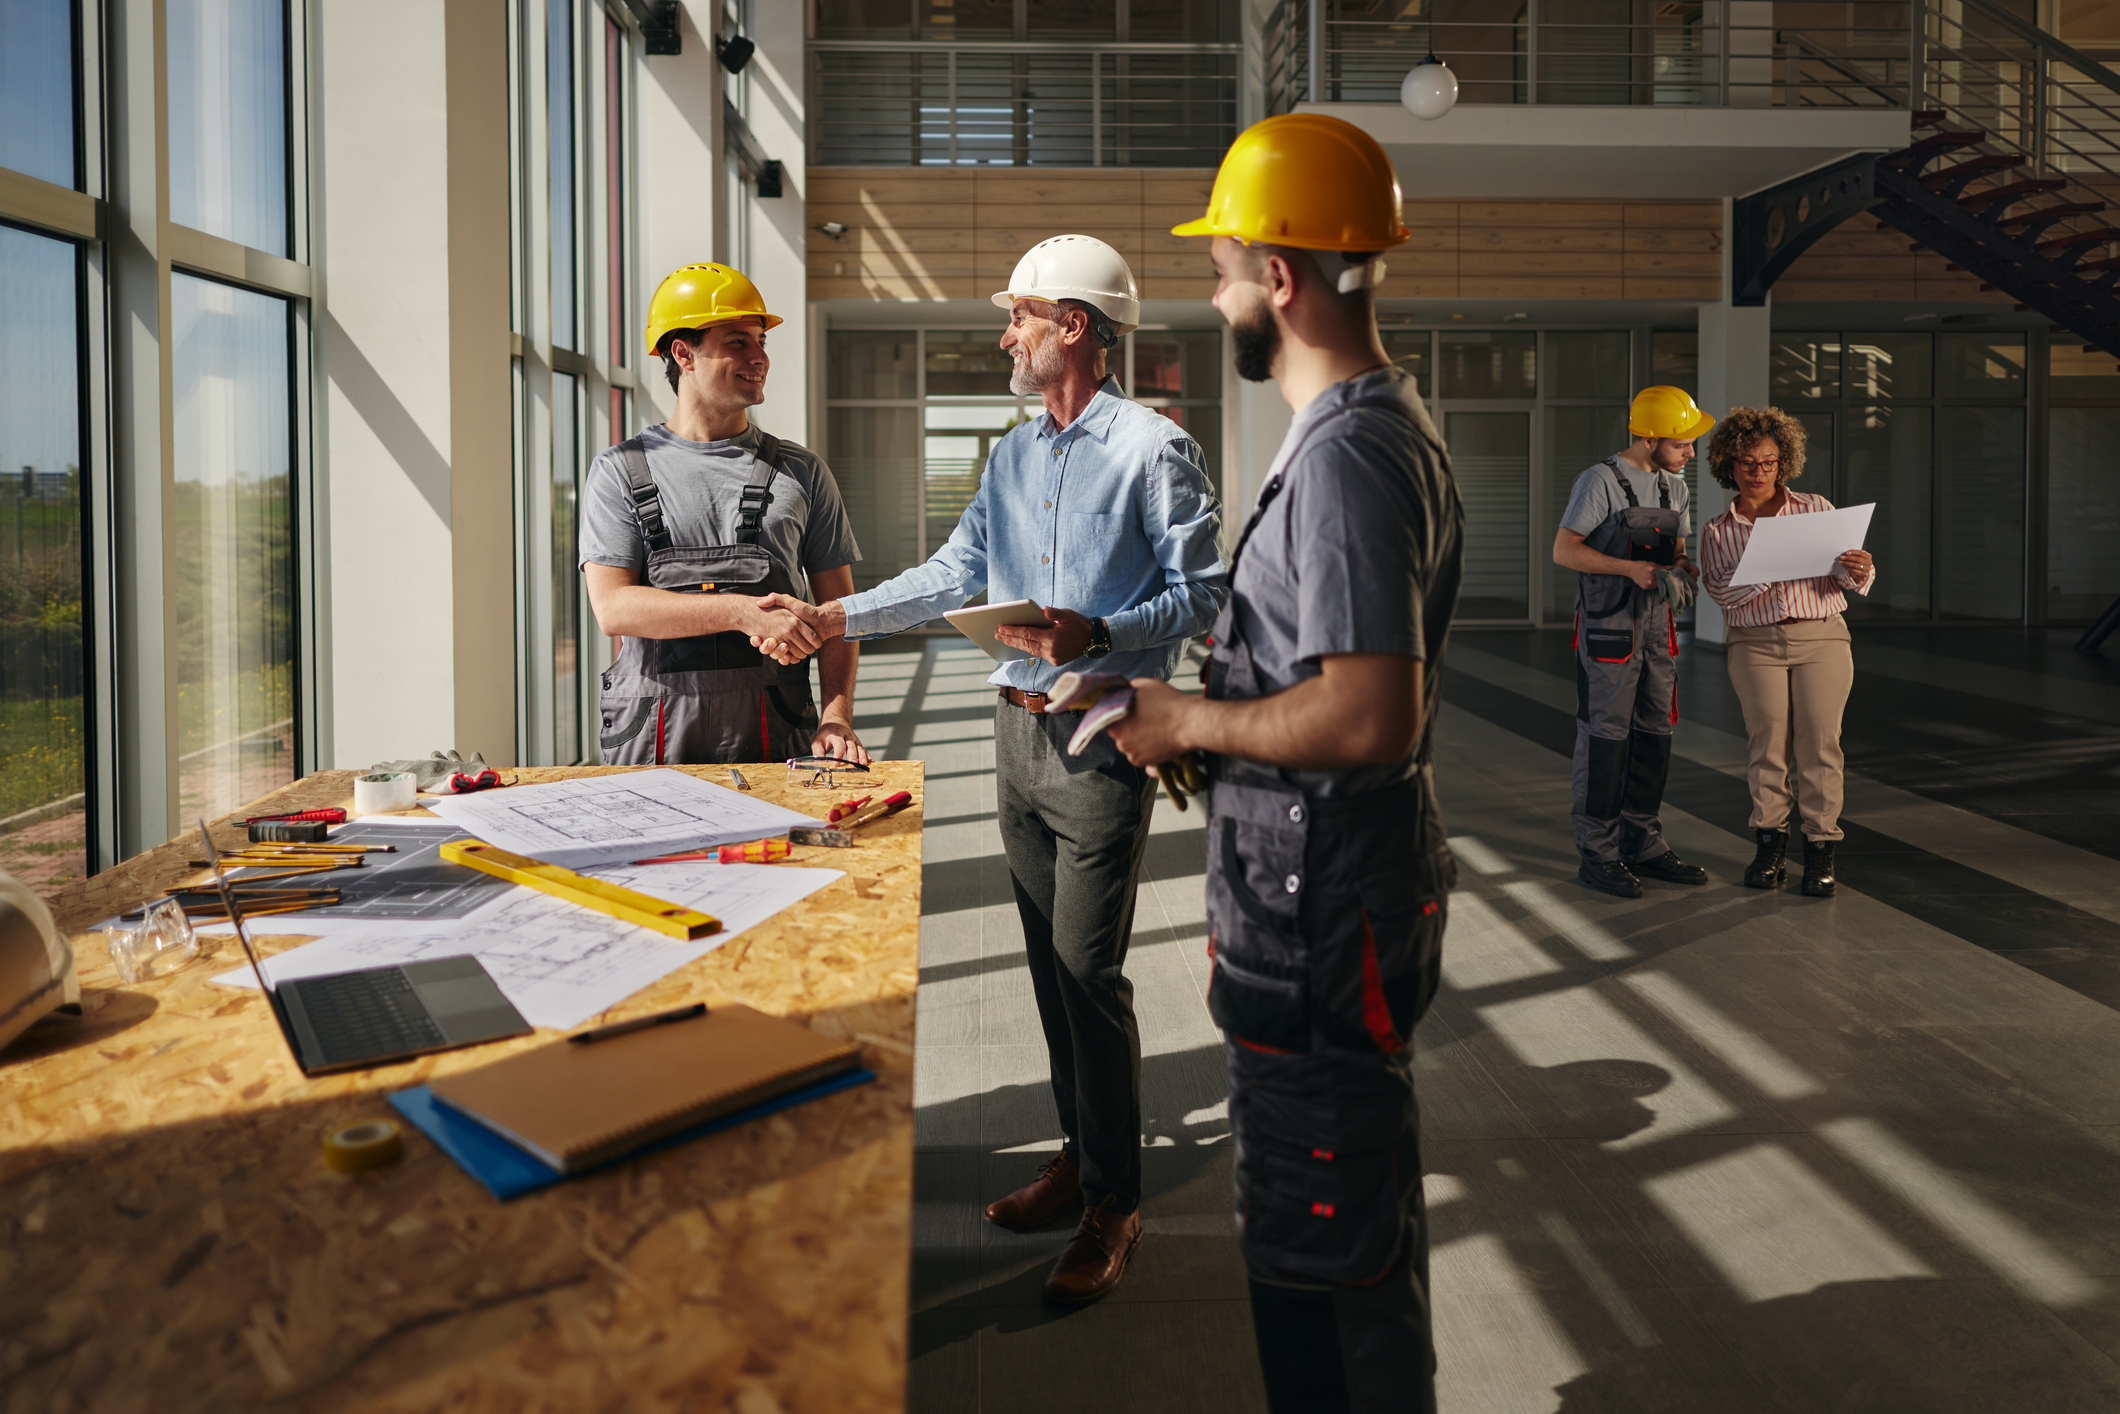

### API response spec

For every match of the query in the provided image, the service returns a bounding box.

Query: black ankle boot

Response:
[1744,829,1788,889]
[1801,839,1837,897]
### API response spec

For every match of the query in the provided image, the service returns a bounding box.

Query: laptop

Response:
[199,821,532,1074]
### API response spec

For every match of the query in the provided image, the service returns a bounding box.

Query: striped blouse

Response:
[1700,490,1877,628]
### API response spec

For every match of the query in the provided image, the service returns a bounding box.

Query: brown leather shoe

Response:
[1042,1196,1142,1304]
[984,1152,1082,1231]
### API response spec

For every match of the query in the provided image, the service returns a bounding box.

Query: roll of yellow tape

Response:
[323,1119,404,1173]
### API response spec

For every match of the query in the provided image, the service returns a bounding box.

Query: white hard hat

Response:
[989,234,1142,338]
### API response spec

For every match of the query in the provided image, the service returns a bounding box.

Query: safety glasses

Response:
[785,755,872,789]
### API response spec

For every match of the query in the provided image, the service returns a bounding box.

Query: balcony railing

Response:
[1264,0,1917,111]
[810,41,1239,167]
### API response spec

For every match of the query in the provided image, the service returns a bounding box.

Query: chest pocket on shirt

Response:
[1068,511,1125,538]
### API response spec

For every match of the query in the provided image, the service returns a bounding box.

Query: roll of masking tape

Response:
[323,1119,404,1173]
[353,771,417,814]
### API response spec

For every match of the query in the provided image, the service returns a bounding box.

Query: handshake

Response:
[748,599,1102,669]
[746,593,846,666]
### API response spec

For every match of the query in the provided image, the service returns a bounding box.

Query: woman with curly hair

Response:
[1699,407,1876,896]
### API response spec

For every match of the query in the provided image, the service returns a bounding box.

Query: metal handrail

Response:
[806,39,1240,55]
[810,41,1238,169]
[1937,0,2120,97]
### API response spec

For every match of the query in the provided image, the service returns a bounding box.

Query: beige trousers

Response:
[1725,616,1854,842]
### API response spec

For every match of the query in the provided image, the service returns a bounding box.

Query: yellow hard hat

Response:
[1172,113,1410,251]
[644,262,782,356]
[1629,386,1715,440]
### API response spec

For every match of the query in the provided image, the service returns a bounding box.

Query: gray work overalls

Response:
[1202,466,1451,1414]
[596,432,818,766]
[1570,457,1682,866]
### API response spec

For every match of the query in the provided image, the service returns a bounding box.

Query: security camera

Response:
[819,221,849,239]
[715,33,755,74]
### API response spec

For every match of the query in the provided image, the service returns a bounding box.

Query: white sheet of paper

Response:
[1728,502,1875,587]
[210,860,843,1030]
[942,598,1049,662]
[424,767,824,868]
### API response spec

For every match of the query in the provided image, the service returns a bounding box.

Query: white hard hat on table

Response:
[989,234,1142,337]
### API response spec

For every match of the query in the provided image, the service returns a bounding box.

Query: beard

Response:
[1009,328,1068,395]
[1232,300,1281,383]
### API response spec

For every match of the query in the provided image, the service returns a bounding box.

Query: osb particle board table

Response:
[1,763,923,1414]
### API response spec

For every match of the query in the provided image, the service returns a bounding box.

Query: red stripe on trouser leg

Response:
[655,700,665,765]
[1358,909,1404,1055]
[1669,617,1681,723]
[760,690,769,758]
[1571,608,1579,652]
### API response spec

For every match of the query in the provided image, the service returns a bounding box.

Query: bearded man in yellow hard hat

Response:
[578,262,867,766]
[1106,112,1463,1414]
[1551,386,1712,897]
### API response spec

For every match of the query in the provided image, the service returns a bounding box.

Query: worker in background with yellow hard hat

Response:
[578,262,868,766]
[1108,112,1464,1414]
[1552,385,1713,897]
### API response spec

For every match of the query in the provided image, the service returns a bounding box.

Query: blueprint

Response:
[209,859,844,1029]
[425,768,826,868]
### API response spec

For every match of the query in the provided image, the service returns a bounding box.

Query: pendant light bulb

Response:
[1401,53,1458,120]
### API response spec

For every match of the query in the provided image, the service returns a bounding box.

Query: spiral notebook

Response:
[426,1004,862,1173]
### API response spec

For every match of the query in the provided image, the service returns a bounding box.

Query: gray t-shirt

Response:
[1222,364,1463,797]
[578,422,860,594]
[1559,456,1691,541]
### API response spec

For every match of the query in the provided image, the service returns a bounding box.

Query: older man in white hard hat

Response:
[756,235,1228,1303]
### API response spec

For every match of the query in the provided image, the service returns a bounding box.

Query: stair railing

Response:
[1912,0,2120,185]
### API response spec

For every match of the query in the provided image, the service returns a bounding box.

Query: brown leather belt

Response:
[1000,687,1051,713]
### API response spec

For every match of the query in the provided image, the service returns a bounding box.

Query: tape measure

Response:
[323,1119,405,1173]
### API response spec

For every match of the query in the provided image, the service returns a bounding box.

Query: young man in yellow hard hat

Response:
[752,234,1229,1303]
[579,262,867,766]
[1107,112,1464,1414]
[1551,388,1712,897]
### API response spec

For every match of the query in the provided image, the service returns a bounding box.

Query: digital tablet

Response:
[943,599,1052,662]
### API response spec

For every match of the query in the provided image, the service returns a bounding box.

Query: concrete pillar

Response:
[1694,197,1772,645]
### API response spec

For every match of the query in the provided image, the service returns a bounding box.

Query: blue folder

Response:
[389,1067,878,1200]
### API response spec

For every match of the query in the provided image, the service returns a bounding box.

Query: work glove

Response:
[1652,566,1696,613]
[369,750,493,792]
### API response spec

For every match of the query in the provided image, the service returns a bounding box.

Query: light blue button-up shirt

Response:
[838,377,1229,691]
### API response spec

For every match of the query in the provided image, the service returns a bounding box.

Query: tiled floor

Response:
[862,628,2120,1413]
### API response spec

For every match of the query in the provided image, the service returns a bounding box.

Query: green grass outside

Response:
[0,661,295,820]
[0,695,84,819]
[176,661,294,757]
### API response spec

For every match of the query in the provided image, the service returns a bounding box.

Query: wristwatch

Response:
[1085,617,1112,658]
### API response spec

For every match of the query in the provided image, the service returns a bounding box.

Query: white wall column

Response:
[634,1,726,430]
[747,0,808,444]
[319,0,459,767]
[1694,197,1772,645]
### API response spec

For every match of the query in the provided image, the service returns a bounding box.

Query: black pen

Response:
[567,1001,707,1045]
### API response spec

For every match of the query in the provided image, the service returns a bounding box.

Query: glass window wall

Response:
[0,225,86,890]
[2046,340,2120,623]
[0,0,78,188]
[1775,329,2029,623]
[1390,328,1632,624]
[170,272,295,822]
[550,371,581,763]
[549,0,577,352]
[168,0,290,255]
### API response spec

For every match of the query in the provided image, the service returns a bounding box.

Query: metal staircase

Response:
[1737,0,2120,359]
